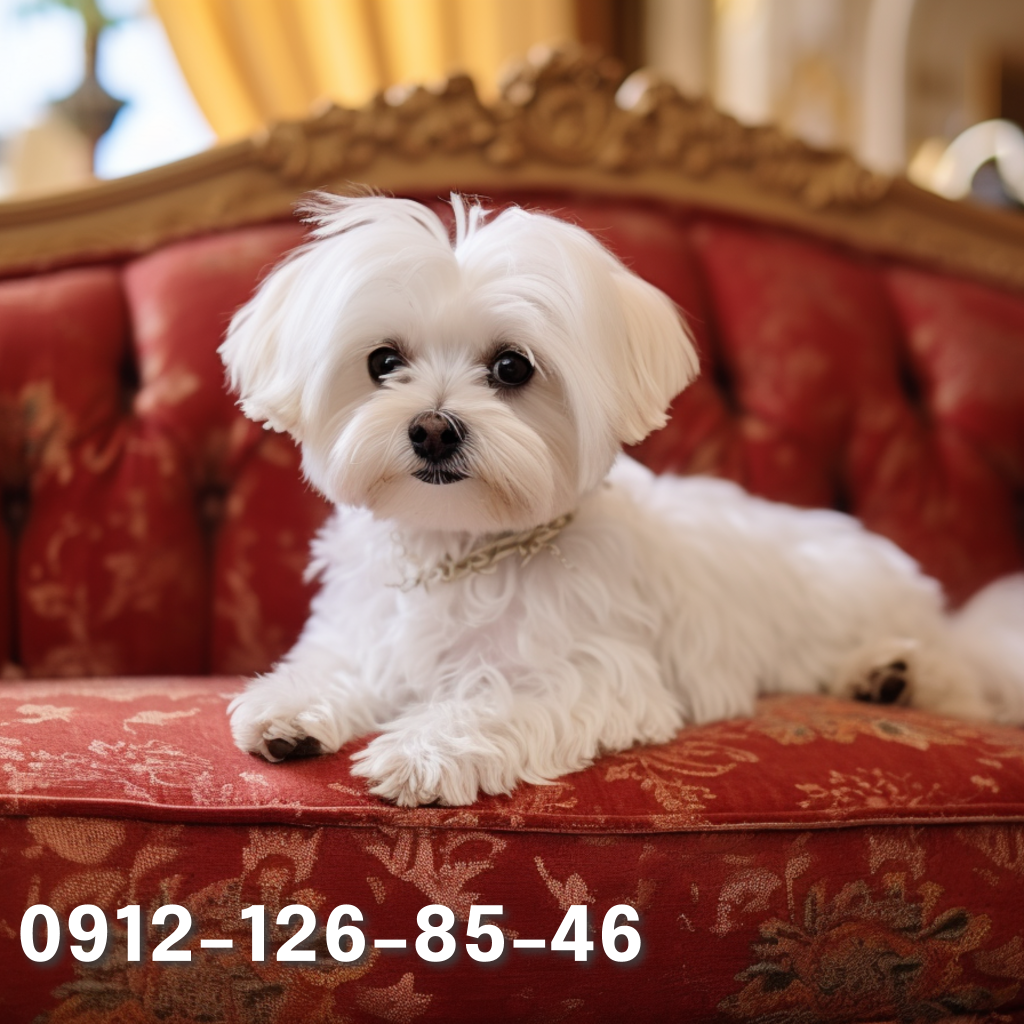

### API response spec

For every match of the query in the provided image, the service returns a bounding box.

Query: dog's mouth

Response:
[413,465,469,485]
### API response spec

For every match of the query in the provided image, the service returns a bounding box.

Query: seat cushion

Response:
[3,677,1024,1022]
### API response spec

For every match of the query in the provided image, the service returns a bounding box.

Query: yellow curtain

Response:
[153,0,578,141]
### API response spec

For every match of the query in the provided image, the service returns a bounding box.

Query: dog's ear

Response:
[219,255,309,438]
[220,194,453,439]
[610,271,700,445]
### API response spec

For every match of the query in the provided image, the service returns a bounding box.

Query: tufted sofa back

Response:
[2,190,1023,679]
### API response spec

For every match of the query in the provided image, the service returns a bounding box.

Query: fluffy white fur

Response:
[220,193,1024,807]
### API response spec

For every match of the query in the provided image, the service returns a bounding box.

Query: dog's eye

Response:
[489,350,534,388]
[368,347,405,383]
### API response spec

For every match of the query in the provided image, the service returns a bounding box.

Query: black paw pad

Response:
[877,675,906,704]
[291,736,323,758]
[265,736,323,761]
[857,659,912,706]
[266,738,297,760]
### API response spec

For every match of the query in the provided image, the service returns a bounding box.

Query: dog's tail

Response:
[950,573,1024,724]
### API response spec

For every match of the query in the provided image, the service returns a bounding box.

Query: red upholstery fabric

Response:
[633,218,1024,604]
[11,815,1024,1023]
[2,677,1024,1022]
[3,680,1024,831]
[0,225,329,677]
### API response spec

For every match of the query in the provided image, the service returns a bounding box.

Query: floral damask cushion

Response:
[2,677,1024,1022]
[3,679,1024,830]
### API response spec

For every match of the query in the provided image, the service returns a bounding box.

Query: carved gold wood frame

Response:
[2,47,1024,291]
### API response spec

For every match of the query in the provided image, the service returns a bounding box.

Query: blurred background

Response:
[1,0,1023,209]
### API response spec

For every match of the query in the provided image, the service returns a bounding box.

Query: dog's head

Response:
[219,194,699,533]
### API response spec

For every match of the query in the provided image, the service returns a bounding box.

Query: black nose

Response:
[408,412,466,463]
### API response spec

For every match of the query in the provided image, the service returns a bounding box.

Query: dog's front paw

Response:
[228,681,348,763]
[350,727,520,807]
[229,699,329,763]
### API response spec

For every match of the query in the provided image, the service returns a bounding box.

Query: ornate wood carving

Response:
[252,46,888,211]
[2,44,1023,292]
[255,71,500,185]
[491,49,890,210]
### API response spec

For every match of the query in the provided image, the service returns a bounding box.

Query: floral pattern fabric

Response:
[1,681,1024,832]
[5,819,1024,1023]
[1,679,1024,1021]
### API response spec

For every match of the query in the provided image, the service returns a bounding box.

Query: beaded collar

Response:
[400,512,575,589]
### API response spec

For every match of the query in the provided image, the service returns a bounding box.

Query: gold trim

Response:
[2,44,1024,291]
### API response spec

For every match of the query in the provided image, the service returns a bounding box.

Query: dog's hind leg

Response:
[826,636,993,721]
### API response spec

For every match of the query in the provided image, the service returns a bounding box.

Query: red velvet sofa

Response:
[2,50,1024,1023]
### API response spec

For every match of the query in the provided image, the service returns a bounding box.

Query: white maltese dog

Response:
[220,193,1024,807]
